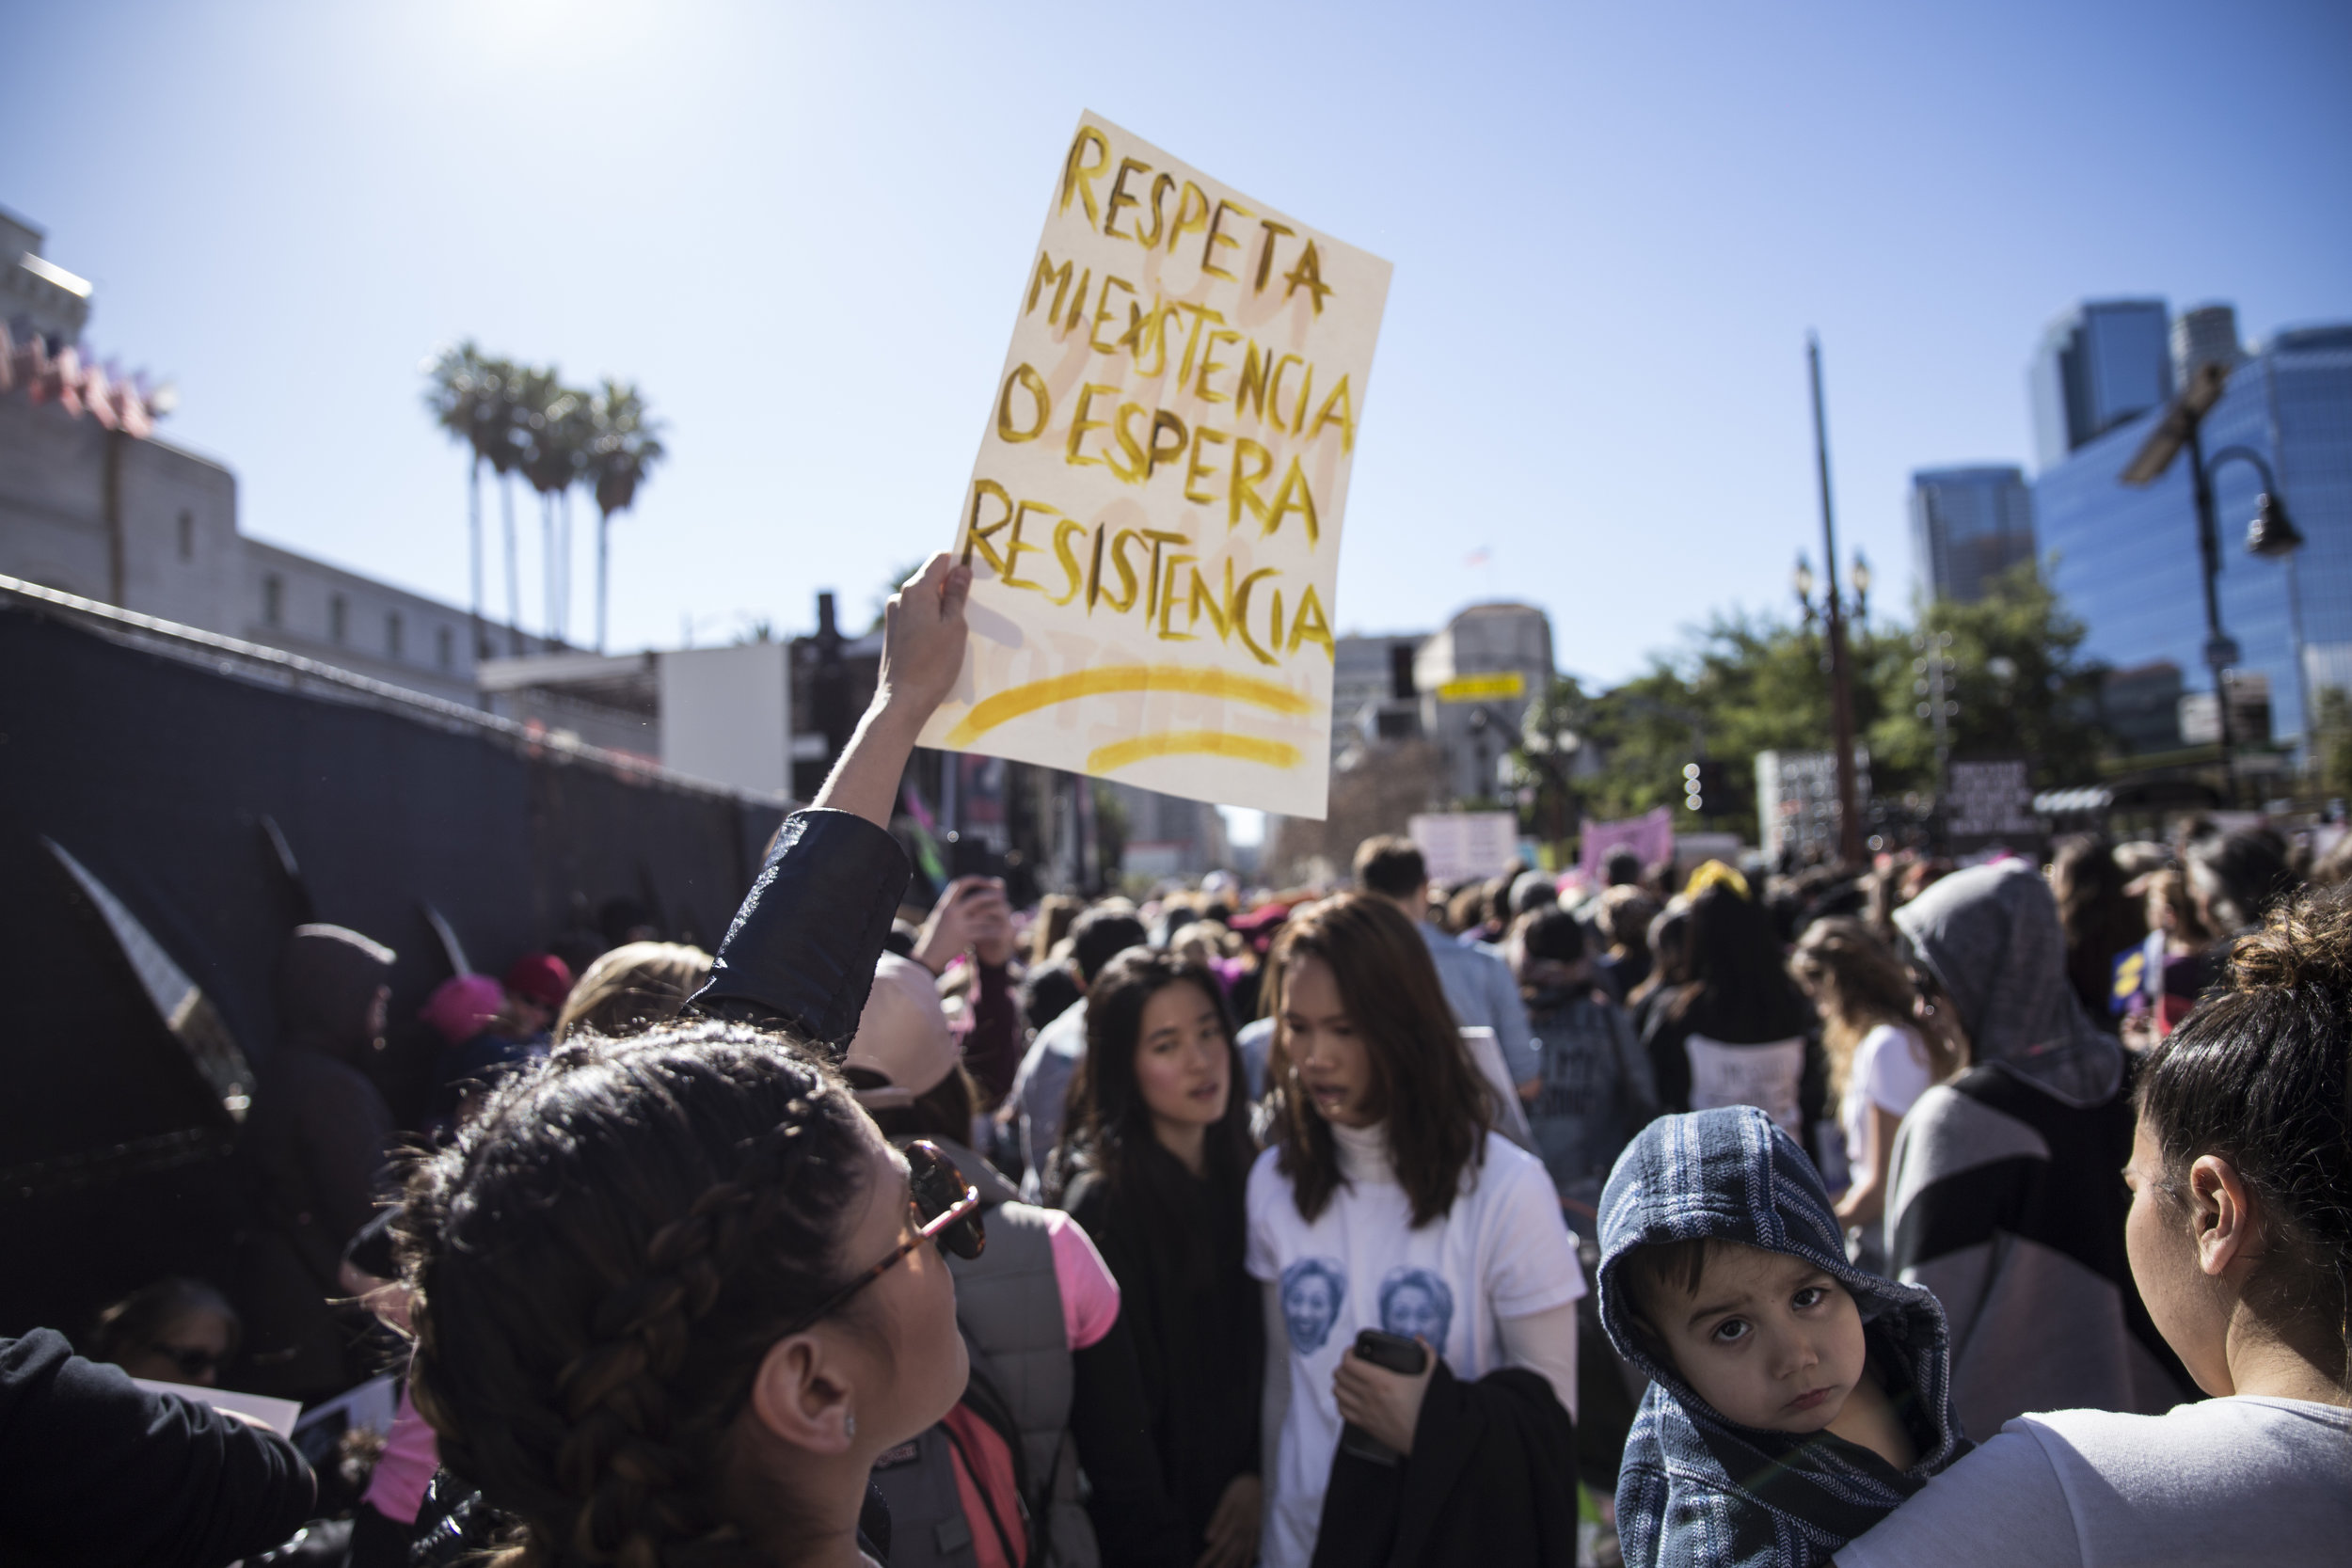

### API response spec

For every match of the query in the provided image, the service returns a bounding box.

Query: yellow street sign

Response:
[1437,671,1527,703]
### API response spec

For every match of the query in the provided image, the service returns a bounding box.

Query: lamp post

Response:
[1804,336,1864,865]
[2119,361,2299,806]
[2239,459,2312,769]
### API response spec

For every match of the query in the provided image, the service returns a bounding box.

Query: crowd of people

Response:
[4,553,2349,1567]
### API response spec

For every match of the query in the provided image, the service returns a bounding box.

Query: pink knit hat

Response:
[420,974,505,1046]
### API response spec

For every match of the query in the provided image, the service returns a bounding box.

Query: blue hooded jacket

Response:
[1597,1107,1968,1568]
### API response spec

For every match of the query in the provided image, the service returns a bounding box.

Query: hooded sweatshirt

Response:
[1597,1107,1967,1568]
[1883,864,2190,1438]
[235,926,398,1395]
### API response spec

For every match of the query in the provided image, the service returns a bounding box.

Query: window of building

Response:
[436,626,454,670]
[330,594,348,643]
[262,574,284,626]
[177,511,194,562]
[387,611,405,658]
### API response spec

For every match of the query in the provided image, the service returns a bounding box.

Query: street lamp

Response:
[2120,360,2295,804]
[1791,338,1868,869]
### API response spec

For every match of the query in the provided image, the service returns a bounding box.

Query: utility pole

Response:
[1808,334,1865,865]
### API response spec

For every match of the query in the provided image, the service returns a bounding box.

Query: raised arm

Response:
[691,556,971,1045]
[810,554,972,829]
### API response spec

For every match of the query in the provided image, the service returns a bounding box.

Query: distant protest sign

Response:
[918,111,1392,819]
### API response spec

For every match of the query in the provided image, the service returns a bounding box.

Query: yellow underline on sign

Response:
[1087,730,1304,774]
[944,664,1312,746]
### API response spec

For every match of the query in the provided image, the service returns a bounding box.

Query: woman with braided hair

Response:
[1836,879,2352,1567]
[401,556,993,1568]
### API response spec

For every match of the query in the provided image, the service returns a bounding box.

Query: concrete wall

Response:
[660,641,793,796]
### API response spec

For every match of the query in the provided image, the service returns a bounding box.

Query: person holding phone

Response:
[1246,894,1587,1568]
[1057,949,1264,1568]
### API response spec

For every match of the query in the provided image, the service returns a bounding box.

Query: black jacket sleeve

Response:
[1310,1362,1578,1568]
[0,1329,317,1568]
[690,808,912,1048]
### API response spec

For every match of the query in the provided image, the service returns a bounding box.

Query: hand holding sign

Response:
[920,113,1391,820]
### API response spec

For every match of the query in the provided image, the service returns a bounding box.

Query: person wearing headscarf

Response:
[1883,864,2191,1438]
[234,923,399,1398]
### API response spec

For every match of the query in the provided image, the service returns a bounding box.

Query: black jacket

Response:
[1309,1363,1579,1568]
[0,1329,316,1567]
[691,808,912,1046]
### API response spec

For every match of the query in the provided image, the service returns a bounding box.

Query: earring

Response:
[845,1414,856,1438]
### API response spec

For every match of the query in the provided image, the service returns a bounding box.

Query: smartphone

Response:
[1338,1329,1430,1465]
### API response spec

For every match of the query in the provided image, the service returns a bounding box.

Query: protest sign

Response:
[918,112,1392,819]
[1580,805,1675,879]
[1409,811,1519,885]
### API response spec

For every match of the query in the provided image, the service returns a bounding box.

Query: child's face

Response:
[1635,1240,1867,1433]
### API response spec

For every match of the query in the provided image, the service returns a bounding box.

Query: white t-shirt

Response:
[1836,1397,2352,1567]
[1838,1023,1934,1179]
[1245,1125,1585,1568]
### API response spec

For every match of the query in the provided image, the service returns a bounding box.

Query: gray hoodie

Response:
[1883,863,2187,1437]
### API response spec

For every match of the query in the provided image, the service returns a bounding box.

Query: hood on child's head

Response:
[1595,1106,1946,1416]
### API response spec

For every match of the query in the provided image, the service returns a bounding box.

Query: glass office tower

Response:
[1912,466,2037,604]
[2035,318,2352,752]
[2031,300,2175,471]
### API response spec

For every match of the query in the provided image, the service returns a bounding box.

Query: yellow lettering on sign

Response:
[1059,126,1111,225]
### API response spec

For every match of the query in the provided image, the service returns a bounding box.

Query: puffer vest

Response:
[870,1138,1098,1568]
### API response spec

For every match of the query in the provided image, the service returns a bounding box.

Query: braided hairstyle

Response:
[399,1021,875,1567]
[2140,879,2352,1388]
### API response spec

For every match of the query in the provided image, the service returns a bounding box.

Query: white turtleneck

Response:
[1329,1119,1394,1186]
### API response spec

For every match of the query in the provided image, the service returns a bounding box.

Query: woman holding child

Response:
[1837,880,2352,1564]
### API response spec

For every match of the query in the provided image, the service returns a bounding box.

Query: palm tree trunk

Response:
[502,474,522,655]
[597,508,611,653]
[468,455,485,660]
[559,489,574,645]
[541,492,557,644]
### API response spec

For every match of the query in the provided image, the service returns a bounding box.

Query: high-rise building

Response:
[2031,299,2174,470]
[1413,603,1553,804]
[2171,303,2245,388]
[1911,466,2036,603]
[2034,311,2352,752]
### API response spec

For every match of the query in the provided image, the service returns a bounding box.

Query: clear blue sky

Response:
[8,0,2347,686]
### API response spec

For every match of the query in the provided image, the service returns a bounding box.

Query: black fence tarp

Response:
[0,590,787,1342]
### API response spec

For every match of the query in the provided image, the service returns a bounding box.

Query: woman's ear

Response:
[2186,1153,2260,1278]
[746,1332,856,1454]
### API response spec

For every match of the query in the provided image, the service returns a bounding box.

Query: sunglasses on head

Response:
[780,1140,983,1336]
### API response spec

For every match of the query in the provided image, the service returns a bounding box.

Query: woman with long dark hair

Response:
[1056,950,1263,1568]
[1248,895,1585,1567]
[1641,876,1827,1153]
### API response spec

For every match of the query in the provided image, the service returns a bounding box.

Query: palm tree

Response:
[518,367,584,644]
[584,379,667,652]
[422,341,497,656]
[481,358,532,655]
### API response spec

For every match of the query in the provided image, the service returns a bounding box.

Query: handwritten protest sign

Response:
[918,112,1391,819]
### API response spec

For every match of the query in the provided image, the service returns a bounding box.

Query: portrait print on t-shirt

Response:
[1377,1265,1454,1346]
[1280,1258,1347,1354]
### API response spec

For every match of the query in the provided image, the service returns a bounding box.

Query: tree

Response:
[583,380,666,653]
[1562,565,2105,848]
[421,341,501,656]
[1864,562,2106,790]
[479,356,533,655]
[515,366,583,644]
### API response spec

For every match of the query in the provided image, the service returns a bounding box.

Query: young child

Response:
[1597,1106,1969,1568]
